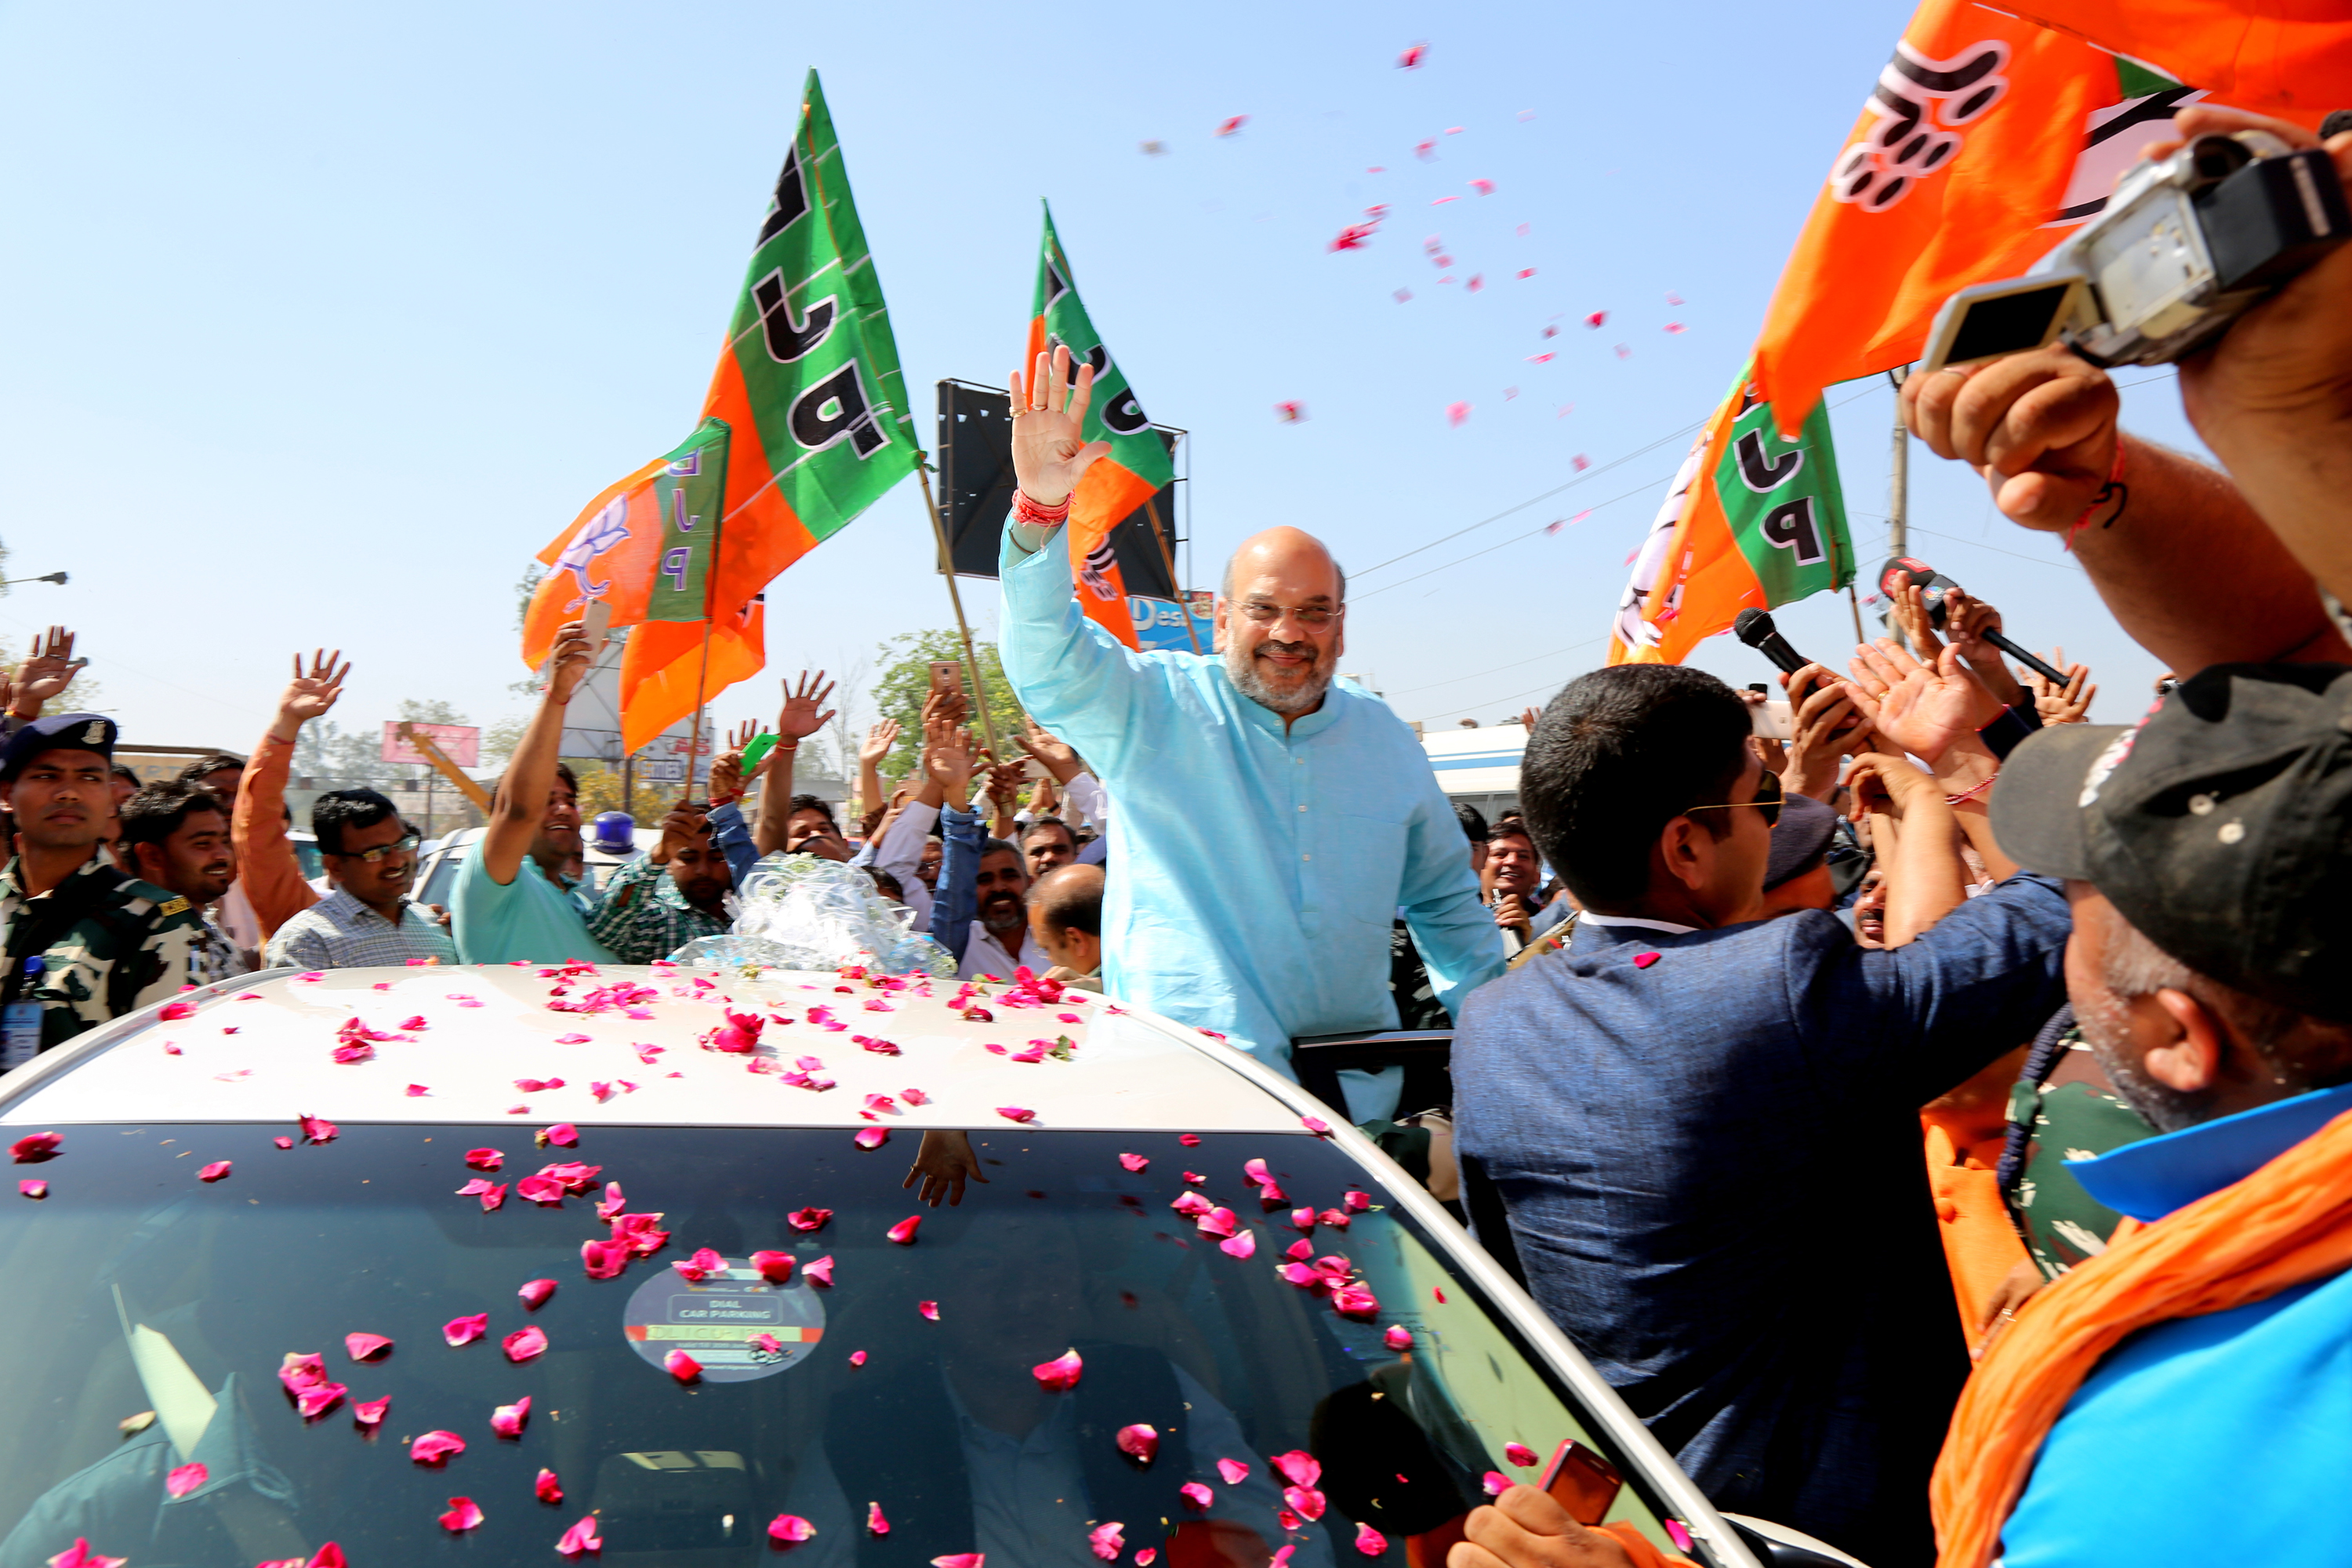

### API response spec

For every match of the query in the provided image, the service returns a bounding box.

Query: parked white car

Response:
[0,964,1853,1568]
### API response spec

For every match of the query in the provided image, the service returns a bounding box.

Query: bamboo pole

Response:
[913,456,1002,760]
[1142,495,1201,655]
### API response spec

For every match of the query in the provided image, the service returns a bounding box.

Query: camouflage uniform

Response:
[0,853,208,1054]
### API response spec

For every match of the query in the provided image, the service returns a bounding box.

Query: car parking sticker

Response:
[620,1259,825,1382]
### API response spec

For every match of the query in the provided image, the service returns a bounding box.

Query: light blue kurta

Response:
[998,527,1504,1111]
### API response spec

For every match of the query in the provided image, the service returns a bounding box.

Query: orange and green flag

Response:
[2006,2,2351,123]
[1025,203,1175,651]
[521,69,915,752]
[1607,363,1853,666]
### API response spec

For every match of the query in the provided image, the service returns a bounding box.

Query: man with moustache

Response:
[118,784,248,983]
[0,714,205,1063]
[996,347,1501,1118]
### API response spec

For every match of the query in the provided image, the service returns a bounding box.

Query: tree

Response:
[397,698,470,728]
[869,632,1025,771]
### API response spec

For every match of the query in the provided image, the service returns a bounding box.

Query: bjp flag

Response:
[1025,203,1177,651]
[1752,0,2169,435]
[2007,2,2352,124]
[1607,364,1854,666]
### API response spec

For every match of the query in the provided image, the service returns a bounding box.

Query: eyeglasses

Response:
[1682,770,1783,829]
[1237,600,1342,629]
[328,832,422,865]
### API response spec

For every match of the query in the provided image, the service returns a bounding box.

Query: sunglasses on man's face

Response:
[1682,769,1783,829]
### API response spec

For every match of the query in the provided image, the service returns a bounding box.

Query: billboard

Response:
[381,722,481,768]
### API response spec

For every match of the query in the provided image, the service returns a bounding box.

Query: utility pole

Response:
[1887,365,1911,559]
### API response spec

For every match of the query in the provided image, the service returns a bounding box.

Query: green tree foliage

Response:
[868,631,1025,773]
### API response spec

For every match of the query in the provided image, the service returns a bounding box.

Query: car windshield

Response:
[0,1124,1684,1568]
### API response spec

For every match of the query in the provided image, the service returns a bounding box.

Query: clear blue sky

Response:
[0,0,2194,752]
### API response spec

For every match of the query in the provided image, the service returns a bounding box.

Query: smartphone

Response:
[1751,699,1793,742]
[581,599,613,660]
[739,733,779,775]
[1537,1439,1624,1526]
[929,659,964,699]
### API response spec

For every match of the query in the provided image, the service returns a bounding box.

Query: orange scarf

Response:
[1932,1105,2352,1568]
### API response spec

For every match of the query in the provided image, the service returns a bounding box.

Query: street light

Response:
[0,573,67,587]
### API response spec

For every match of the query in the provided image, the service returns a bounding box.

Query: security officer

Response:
[0,714,205,1065]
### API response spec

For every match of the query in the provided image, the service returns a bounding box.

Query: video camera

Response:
[1921,129,2349,372]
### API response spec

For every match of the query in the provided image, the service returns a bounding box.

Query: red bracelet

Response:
[2065,439,2129,550]
[1012,489,1072,527]
[1944,775,1995,807]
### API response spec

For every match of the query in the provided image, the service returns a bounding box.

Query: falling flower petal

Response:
[556,1515,603,1556]
[788,1206,833,1232]
[994,1105,1036,1123]
[444,1314,488,1347]
[1090,1523,1125,1561]
[1470,178,1495,195]
[504,1326,549,1363]
[1217,1457,1250,1485]
[1215,115,1247,136]
[18,1180,45,1199]
[1220,1231,1258,1260]
[771,1515,818,1545]
[866,1501,891,1536]
[441,1497,485,1533]
[805,1255,835,1287]
[855,1127,889,1150]
[520,1278,557,1309]
[1116,1424,1159,1465]
[344,1332,393,1362]
[1446,401,1471,427]
[165,1461,207,1498]
[1032,1348,1083,1392]
[1355,1523,1388,1555]
[885,1215,921,1245]
[412,1430,466,1465]
[1385,1324,1413,1350]
[492,1396,532,1437]
[1398,42,1427,67]
[11,1132,61,1163]
[1181,1482,1214,1510]
[663,1348,701,1383]
[536,1468,564,1504]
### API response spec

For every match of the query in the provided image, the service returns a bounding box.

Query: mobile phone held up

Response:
[1537,1439,1625,1525]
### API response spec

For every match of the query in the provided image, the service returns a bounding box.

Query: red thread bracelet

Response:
[2065,439,2129,550]
[1012,489,1072,527]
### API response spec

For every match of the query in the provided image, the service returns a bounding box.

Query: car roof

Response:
[0,964,1313,1136]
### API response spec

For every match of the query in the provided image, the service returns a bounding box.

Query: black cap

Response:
[1990,663,2352,1022]
[0,713,118,780]
[1765,790,1838,890]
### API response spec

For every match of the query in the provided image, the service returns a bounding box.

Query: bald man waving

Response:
[996,346,1504,1119]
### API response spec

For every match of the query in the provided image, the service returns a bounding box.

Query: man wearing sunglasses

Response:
[1451,662,2074,1568]
[996,346,1503,1123]
[263,789,456,969]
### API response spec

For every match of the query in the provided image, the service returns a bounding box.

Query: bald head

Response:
[1027,862,1105,978]
[1218,528,1348,721]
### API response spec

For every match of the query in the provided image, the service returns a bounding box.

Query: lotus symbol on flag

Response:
[554,499,630,610]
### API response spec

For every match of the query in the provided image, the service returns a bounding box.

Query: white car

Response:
[413,826,660,914]
[0,966,1853,1568]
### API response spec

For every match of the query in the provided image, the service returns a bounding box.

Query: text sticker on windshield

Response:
[620,1258,825,1382]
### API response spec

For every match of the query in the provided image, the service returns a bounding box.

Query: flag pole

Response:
[688,621,713,803]
[1142,495,1201,655]
[914,454,1003,760]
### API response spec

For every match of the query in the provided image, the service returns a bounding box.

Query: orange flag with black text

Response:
[1752,0,2156,435]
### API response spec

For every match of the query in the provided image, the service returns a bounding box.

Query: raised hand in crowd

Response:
[1008,342,1111,506]
[270,649,349,743]
[982,759,1025,840]
[750,673,835,858]
[1778,662,1868,801]
[1845,752,1969,946]
[8,626,81,722]
[1446,1484,1635,1568]
[1518,706,1541,731]
[857,717,899,822]
[1891,584,2007,729]
[920,712,978,810]
[649,801,709,866]
[1842,638,1984,766]
[2022,648,2096,724]
[1939,586,2028,711]
[1013,713,1083,784]
[708,721,763,807]
[777,670,837,747]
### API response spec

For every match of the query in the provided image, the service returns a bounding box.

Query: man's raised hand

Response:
[1008,343,1112,508]
[778,670,837,741]
[10,625,80,719]
[1843,639,1984,765]
[922,717,976,808]
[859,718,900,769]
[1903,345,2121,534]
[271,649,350,742]
[1014,714,1081,782]
[546,621,596,705]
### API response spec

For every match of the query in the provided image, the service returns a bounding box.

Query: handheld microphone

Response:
[1733,608,1811,677]
[1876,557,2071,684]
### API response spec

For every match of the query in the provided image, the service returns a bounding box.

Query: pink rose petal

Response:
[1333,1286,1381,1319]
[11,1132,61,1163]
[1384,1324,1412,1350]
[1217,1458,1249,1485]
[931,1556,982,1568]
[1220,1231,1258,1259]
[465,1148,505,1171]
[1181,1481,1214,1509]
[412,1429,466,1465]
[848,1349,866,1366]
[1119,1152,1149,1173]
[520,1278,557,1309]
[556,1515,602,1556]
[1355,1522,1388,1555]
[503,1325,549,1363]
[1089,1522,1124,1561]
[1633,951,1661,969]
[664,1348,701,1382]
[1138,1554,1156,1567]
[770,1515,818,1544]
[805,1255,835,1287]
[18,1179,45,1199]
[1273,1450,1322,1489]
[750,1250,795,1283]
[855,1127,889,1150]
[672,1247,726,1283]
[535,1468,564,1504]
[555,1033,591,1044]
[1504,1442,1539,1467]
[1032,1348,1083,1391]
[1665,1520,1694,1552]
[902,1087,930,1105]
[1196,1207,1239,1240]
[1116,1424,1159,1465]
[787,1206,832,1232]
[440,1496,484,1532]
[995,1105,1036,1123]
[1302,1116,1331,1135]
[885,1216,921,1245]
[299,1114,337,1144]
[158,1000,196,1022]
[1179,1134,1201,1146]
[541,1123,579,1147]
[343,1332,393,1362]
[582,1238,630,1279]
[165,1461,207,1498]
[353,1396,390,1426]
[405,1083,431,1097]
[444,1313,488,1346]
[866,1501,890,1536]
[48,1541,129,1568]
[1283,1485,1327,1522]
[492,1396,531,1438]
[918,1300,940,1320]
[1243,1159,1270,1186]
[296,1380,348,1419]
[1483,1471,1510,1497]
